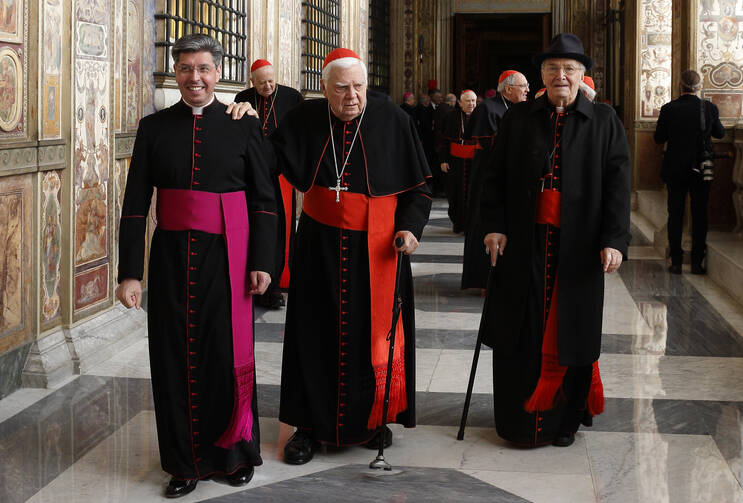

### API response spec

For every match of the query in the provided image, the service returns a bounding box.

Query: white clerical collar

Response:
[555,106,566,113]
[183,95,215,115]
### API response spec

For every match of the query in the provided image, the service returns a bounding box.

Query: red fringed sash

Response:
[278,175,293,289]
[524,189,604,415]
[449,142,477,159]
[156,189,256,448]
[303,187,407,430]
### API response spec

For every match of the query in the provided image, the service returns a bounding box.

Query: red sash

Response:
[156,188,256,448]
[524,188,605,418]
[303,187,407,430]
[449,142,476,160]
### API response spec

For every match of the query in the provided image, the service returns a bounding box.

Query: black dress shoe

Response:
[226,466,254,487]
[284,430,316,465]
[691,264,706,275]
[363,425,393,450]
[165,478,198,498]
[552,433,575,447]
[668,263,682,275]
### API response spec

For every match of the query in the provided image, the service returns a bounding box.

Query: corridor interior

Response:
[1,199,743,502]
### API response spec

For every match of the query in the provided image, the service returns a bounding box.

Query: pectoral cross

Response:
[328,179,348,203]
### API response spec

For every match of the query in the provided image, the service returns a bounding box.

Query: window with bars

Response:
[155,0,247,84]
[301,0,340,93]
[368,0,390,94]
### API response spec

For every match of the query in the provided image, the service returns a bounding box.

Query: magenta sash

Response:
[157,188,255,448]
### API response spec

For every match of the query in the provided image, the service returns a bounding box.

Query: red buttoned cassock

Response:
[271,95,432,446]
[118,99,277,479]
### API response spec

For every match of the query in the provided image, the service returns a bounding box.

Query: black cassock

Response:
[438,109,473,231]
[118,100,277,479]
[235,84,304,290]
[461,95,510,289]
[271,96,432,446]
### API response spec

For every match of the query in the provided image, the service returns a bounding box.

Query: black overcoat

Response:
[480,92,631,366]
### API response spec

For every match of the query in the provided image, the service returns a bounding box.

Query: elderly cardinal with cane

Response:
[271,48,432,465]
[464,34,631,447]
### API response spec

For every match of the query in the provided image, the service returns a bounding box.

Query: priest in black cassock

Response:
[479,34,630,448]
[116,34,277,498]
[461,70,528,290]
[271,48,432,465]
[438,89,477,233]
[235,59,304,309]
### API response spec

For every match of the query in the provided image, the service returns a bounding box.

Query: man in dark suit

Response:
[654,69,724,274]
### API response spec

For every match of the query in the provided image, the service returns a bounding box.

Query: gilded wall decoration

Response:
[77,21,108,59]
[454,0,550,12]
[0,0,22,44]
[0,46,22,132]
[0,174,32,349]
[639,0,672,118]
[125,0,139,130]
[74,264,108,311]
[114,0,122,131]
[41,171,62,322]
[74,59,109,268]
[113,158,129,277]
[141,0,155,117]
[279,0,293,87]
[699,0,743,119]
[76,0,107,25]
[41,0,62,139]
[403,0,414,93]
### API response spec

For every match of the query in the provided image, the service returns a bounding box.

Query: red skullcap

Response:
[498,70,518,83]
[461,89,475,97]
[403,92,413,100]
[323,48,361,69]
[583,76,595,90]
[250,59,272,72]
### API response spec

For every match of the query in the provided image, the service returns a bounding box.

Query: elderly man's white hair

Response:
[497,74,519,94]
[460,89,477,100]
[321,57,368,84]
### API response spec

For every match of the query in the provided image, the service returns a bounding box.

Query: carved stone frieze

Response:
[115,134,136,159]
[0,147,38,174]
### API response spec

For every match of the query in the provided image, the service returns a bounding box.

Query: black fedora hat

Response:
[533,33,593,71]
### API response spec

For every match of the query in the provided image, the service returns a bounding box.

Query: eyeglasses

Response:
[542,64,581,76]
[176,64,216,75]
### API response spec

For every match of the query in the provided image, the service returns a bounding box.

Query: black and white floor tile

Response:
[2,199,743,502]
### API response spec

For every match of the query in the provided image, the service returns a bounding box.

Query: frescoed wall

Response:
[639,0,672,119]
[698,0,743,120]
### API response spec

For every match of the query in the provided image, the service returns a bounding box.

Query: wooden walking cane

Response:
[369,237,405,471]
[457,265,494,441]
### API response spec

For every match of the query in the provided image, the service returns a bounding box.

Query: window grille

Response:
[301,0,341,93]
[368,0,390,94]
[155,0,247,84]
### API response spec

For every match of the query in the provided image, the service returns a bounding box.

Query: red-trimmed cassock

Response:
[118,99,277,478]
[235,83,304,291]
[480,93,631,446]
[438,109,477,232]
[271,95,432,446]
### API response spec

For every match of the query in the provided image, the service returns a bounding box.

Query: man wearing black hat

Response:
[478,33,631,448]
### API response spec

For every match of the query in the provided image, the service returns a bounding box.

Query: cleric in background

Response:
[462,70,529,290]
[235,59,304,309]
[438,89,478,233]
[271,48,431,465]
[479,33,631,448]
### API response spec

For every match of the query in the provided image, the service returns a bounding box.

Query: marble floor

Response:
[2,199,743,502]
